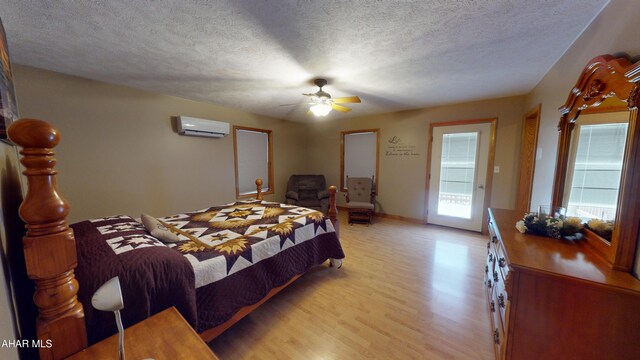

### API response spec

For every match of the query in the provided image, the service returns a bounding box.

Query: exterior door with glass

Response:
[427,122,492,232]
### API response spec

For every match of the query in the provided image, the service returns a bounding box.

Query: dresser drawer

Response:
[485,281,504,359]
[494,286,508,330]
[493,269,505,300]
[492,325,505,359]
[494,241,510,281]
[485,250,495,277]
[485,257,496,292]
[487,213,509,359]
[490,295,506,359]
[487,248,504,296]
[488,217,497,239]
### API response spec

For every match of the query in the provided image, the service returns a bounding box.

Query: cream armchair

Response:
[345,176,376,225]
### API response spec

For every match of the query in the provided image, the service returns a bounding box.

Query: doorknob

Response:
[478,184,485,189]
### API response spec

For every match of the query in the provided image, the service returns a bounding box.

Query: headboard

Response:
[8,118,339,359]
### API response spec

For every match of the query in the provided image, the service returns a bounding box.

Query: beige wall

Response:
[13,62,527,225]
[526,0,640,211]
[13,65,310,223]
[305,96,526,220]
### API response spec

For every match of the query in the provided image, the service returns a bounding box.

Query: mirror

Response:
[552,54,640,270]
[562,108,629,242]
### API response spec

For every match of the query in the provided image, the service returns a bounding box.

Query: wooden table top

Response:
[67,307,218,360]
[490,208,640,293]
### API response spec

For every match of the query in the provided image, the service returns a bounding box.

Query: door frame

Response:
[425,118,498,234]
[515,105,541,213]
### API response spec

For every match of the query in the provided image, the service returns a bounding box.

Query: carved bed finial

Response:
[9,119,67,234]
[255,178,263,200]
[8,119,88,359]
[7,118,60,147]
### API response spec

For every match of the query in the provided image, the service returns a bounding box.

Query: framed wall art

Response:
[0,17,18,144]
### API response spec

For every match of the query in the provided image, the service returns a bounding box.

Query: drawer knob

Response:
[490,300,495,312]
[487,280,492,288]
[498,258,506,268]
[498,293,505,308]
[493,271,499,282]
[494,329,500,344]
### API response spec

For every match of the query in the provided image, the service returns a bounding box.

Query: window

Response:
[233,126,273,198]
[340,129,379,192]
[564,114,628,220]
[438,132,478,218]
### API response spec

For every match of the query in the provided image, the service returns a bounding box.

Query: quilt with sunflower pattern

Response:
[71,199,344,339]
[158,199,343,288]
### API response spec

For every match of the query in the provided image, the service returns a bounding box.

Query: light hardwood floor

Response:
[208,214,494,359]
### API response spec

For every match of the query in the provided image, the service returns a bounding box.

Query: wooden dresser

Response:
[485,209,640,360]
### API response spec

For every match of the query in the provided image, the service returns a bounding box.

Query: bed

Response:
[8,118,344,359]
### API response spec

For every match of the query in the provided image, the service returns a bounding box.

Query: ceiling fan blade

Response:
[302,93,316,97]
[306,109,313,116]
[331,103,352,113]
[332,96,361,104]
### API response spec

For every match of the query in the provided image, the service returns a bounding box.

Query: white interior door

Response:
[428,123,491,231]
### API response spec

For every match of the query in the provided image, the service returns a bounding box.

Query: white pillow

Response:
[141,213,181,243]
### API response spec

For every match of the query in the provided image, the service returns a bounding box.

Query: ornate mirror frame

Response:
[552,54,640,271]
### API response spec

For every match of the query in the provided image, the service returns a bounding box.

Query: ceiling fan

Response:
[301,79,361,117]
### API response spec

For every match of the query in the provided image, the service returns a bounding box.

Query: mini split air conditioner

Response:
[177,116,230,138]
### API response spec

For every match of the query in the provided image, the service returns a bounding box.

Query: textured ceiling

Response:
[0,0,609,122]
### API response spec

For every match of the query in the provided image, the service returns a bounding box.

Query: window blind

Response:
[344,132,377,187]
[236,129,269,194]
[567,122,628,219]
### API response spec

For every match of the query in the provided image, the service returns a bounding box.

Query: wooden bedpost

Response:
[328,185,339,237]
[255,178,263,200]
[8,119,88,360]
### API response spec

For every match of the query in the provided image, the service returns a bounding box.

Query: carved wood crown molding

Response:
[558,54,640,127]
[582,79,605,101]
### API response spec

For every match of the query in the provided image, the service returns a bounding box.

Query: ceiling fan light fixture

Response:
[310,102,332,117]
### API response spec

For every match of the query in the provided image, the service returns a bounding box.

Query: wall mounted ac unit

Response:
[177,116,230,138]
